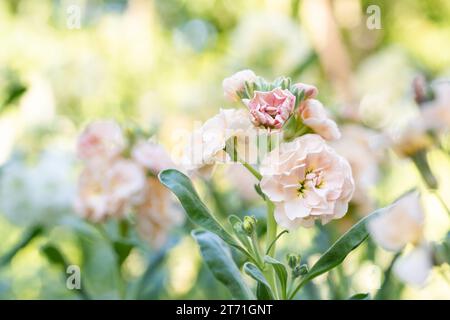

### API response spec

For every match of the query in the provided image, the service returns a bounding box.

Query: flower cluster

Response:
[75,120,183,248]
[182,70,354,229]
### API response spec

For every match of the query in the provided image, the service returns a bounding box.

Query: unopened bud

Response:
[293,264,309,278]
[242,216,257,236]
[286,254,301,269]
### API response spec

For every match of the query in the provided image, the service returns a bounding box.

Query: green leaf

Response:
[159,169,238,248]
[41,244,67,269]
[0,225,43,267]
[112,240,134,266]
[192,230,254,300]
[289,210,380,299]
[264,256,288,299]
[303,212,377,283]
[243,262,274,300]
[349,293,370,300]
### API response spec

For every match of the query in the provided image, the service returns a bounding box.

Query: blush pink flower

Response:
[421,81,450,131]
[293,82,318,99]
[393,244,432,287]
[75,159,146,222]
[77,120,125,165]
[260,134,354,229]
[132,141,175,175]
[244,88,296,129]
[222,69,257,102]
[299,99,341,141]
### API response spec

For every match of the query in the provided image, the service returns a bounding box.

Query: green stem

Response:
[240,160,262,181]
[375,252,401,300]
[266,200,277,256]
[94,224,126,299]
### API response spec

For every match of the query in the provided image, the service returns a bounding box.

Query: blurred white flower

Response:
[181,108,254,174]
[136,177,184,248]
[367,192,424,252]
[391,120,433,158]
[394,244,433,287]
[332,125,383,214]
[132,140,175,175]
[77,120,125,166]
[260,134,354,229]
[222,69,257,102]
[0,150,75,227]
[421,80,450,132]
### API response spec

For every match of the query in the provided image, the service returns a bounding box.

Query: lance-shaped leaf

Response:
[192,230,254,300]
[264,256,288,299]
[289,210,380,299]
[159,169,238,248]
[243,262,274,300]
[349,293,370,300]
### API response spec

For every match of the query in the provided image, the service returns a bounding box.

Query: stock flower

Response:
[367,192,424,252]
[260,134,354,229]
[421,80,450,131]
[136,177,184,248]
[393,120,433,157]
[299,99,341,141]
[181,108,253,174]
[222,69,257,102]
[75,159,146,221]
[332,125,383,214]
[244,88,296,129]
[293,82,318,99]
[393,244,433,286]
[132,140,175,175]
[77,120,125,165]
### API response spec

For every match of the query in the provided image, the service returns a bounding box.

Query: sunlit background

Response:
[0,0,450,299]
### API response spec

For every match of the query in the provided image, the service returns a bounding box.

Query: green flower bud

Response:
[242,216,257,236]
[292,264,309,278]
[286,254,301,269]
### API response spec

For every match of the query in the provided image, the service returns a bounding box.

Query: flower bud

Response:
[293,264,309,278]
[286,253,301,269]
[242,216,257,235]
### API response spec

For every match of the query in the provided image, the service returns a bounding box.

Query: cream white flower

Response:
[393,244,433,287]
[132,140,175,175]
[421,80,450,131]
[260,134,354,229]
[299,99,341,141]
[181,108,254,174]
[77,120,125,165]
[332,125,382,214]
[136,177,184,248]
[222,69,257,101]
[392,120,432,157]
[75,159,146,222]
[367,192,424,252]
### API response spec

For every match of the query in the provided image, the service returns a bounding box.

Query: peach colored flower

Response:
[132,140,175,175]
[75,159,146,222]
[393,244,432,286]
[136,177,184,248]
[223,69,257,102]
[244,88,296,129]
[367,192,424,252]
[299,99,341,141]
[181,108,254,174]
[77,120,125,165]
[293,82,318,99]
[260,134,354,229]
[332,125,383,214]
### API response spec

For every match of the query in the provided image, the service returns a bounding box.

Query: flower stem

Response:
[266,200,277,256]
[240,160,262,181]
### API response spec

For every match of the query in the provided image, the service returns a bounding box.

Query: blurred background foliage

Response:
[0,0,450,299]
